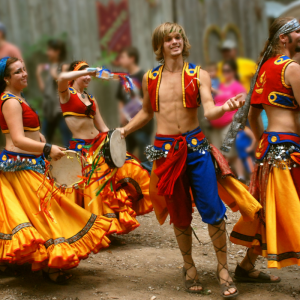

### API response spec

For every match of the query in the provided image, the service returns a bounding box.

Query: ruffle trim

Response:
[0,226,46,264]
[0,216,112,271]
[100,158,153,216]
[109,211,140,235]
[45,215,112,270]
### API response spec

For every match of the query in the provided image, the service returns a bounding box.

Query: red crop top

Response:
[251,55,299,111]
[60,87,97,119]
[0,92,40,134]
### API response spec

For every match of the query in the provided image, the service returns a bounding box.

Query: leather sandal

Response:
[216,269,239,298]
[235,249,281,283]
[182,266,209,294]
[234,264,281,283]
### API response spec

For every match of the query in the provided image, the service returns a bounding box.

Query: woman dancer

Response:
[0,57,112,283]
[57,61,152,235]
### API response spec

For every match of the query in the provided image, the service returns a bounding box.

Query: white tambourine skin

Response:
[49,150,85,188]
[110,130,126,168]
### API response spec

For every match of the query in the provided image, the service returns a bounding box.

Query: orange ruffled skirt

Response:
[67,132,153,235]
[230,162,300,269]
[0,169,112,271]
[82,154,152,234]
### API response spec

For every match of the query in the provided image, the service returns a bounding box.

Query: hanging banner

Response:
[96,0,132,52]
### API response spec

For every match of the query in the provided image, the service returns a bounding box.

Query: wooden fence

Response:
[0,0,268,131]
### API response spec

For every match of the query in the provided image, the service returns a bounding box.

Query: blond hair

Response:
[152,22,191,63]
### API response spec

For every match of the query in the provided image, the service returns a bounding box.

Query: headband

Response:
[0,56,9,80]
[73,61,89,71]
[221,18,300,153]
[68,61,89,86]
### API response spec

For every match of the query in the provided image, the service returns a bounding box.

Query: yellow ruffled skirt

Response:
[67,154,152,235]
[230,162,300,269]
[0,169,112,271]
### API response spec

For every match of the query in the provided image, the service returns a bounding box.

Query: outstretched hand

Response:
[222,94,245,112]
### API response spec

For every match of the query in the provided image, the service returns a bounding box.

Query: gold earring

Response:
[5,81,9,84]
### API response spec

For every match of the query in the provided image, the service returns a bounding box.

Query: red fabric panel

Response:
[155,156,192,228]
[291,165,300,199]
[154,136,187,196]
[0,94,40,131]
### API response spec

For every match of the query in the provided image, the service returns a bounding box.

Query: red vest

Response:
[147,62,201,112]
[251,55,299,110]
[60,87,96,119]
[0,92,40,134]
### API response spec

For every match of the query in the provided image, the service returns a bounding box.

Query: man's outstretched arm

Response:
[119,73,154,138]
[200,69,245,120]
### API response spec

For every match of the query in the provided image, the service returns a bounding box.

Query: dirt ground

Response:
[1,209,300,300]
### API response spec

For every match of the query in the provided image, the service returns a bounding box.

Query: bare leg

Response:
[208,220,237,297]
[174,225,202,292]
[239,248,280,281]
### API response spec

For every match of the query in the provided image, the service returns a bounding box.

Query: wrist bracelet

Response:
[43,143,52,158]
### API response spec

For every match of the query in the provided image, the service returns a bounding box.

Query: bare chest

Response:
[158,72,183,103]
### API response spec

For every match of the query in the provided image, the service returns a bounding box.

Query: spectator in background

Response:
[218,39,256,92]
[0,22,22,60]
[206,62,219,97]
[116,46,153,162]
[210,60,246,148]
[36,39,71,147]
[235,122,256,180]
[209,60,249,181]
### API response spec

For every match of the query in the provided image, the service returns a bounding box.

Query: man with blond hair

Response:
[119,22,261,297]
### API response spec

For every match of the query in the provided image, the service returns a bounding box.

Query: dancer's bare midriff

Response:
[264,104,300,134]
[65,116,99,140]
[4,131,42,155]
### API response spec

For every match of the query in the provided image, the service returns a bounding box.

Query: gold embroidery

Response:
[255,71,266,94]
[185,64,197,76]
[281,60,293,89]
[274,56,289,65]
[155,66,164,111]
[268,91,297,109]
[182,62,187,107]
[1,93,22,103]
[69,87,77,95]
